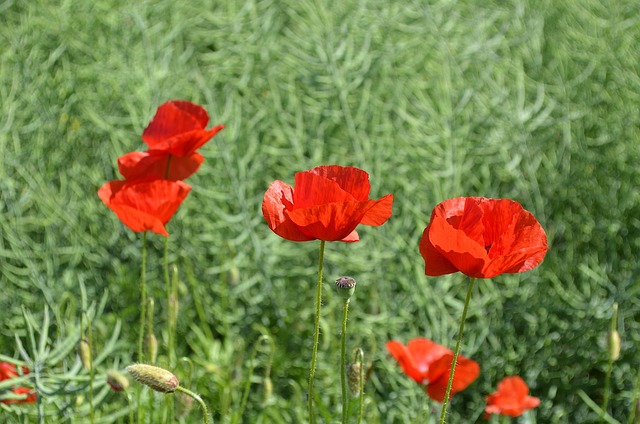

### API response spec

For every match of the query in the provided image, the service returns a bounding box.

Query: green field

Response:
[1,0,639,422]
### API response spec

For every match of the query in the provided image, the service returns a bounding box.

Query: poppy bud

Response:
[335,276,357,301]
[145,334,158,364]
[126,364,179,393]
[608,330,621,361]
[347,362,362,397]
[78,338,92,369]
[106,370,130,392]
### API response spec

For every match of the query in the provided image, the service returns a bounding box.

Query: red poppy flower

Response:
[98,179,191,237]
[419,197,548,278]
[386,338,480,402]
[262,165,393,242]
[485,376,540,417]
[118,150,204,181]
[142,100,224,156]
[0,362,36,405]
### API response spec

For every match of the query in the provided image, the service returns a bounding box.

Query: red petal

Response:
[142,101,208,146]
[426,353,480,402]
[427,215,487,277]
[360,194,393,226]
[419,224,459,276]
[98,180,191,236]
[262,180,314,242]
[286,201,370,241]
[292,171,357,208]
[485,376,540,417]
[118,151,204,181]
[308,165,371,201]
[386,341,426,384]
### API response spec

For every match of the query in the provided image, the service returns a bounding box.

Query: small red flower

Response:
[485,376,540,417]
[0,362,36,405]
[142,100,224,156]
[419,197,548,278]
[386,338,480,402]
[98,179,191,237]
[118,151,204,181]
[262,165,393,242]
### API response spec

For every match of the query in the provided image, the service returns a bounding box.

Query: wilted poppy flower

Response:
[0,362,36,405]
[419,197,548,278]
[118,150,204,181]
[485,376,540,417]
[142,100,224,156]
[386,338,479,402]
[98,179,191,237]
[262,165,393,242]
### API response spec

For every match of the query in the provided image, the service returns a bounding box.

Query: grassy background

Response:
[1,0,639,422]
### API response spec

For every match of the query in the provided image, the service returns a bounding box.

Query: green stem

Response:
[628,370,640,424]
[137,232,148,424]
[340,298,351,424]
[355,349,365,424]
[308,240,326,424]
[601,303,619,423]
[439,277,475,424]
[176,386,212,424]
[85,312,95,424]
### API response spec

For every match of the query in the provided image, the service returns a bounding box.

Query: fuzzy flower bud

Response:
[347,362,362,397]
[335,276,357,301]
[78,338,92,370]
[106,370,130,392]
[126,364,179,393]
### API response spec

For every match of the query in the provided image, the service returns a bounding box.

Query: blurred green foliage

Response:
[1,0,638,422]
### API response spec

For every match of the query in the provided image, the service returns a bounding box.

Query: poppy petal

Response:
[485,376,540,417]
[308,165,371,201]
[293,171,357,208]
[262,180,315,242]
[360,194,394,226]
[118,151,204,181]
[426,353,480,402]
[286,201,370,241]
[406,338,452,375]
[428,215,487,277]
[142,101,208,147]
[419,224,460,276]
[386,341,425,384]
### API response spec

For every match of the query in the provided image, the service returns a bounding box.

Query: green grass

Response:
[1,0,639,422]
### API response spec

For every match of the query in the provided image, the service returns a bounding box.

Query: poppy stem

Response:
[308,240,326,424]
[175,386,212,424]
[137,232,148,424]
[438,277,475,424]
[340,297,351,424]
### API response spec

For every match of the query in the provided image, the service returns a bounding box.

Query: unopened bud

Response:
[347,362,362,397]
[609,330,621,361]
[78,338,92,369]
[335,276,357,301]
[145,334,158,364]
[126,364,179,393]
[106,369,130,392]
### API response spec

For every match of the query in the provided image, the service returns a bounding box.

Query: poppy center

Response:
[485,243,492,253]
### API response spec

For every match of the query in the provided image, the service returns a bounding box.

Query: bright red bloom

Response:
[485,376,540,417]
[386,338,480,402]
[142,100,224,156]
[419,197,548,278]
[118,150,204,181]
[262,165,393,242]
[98,179,191,237]
[0,362,36,405]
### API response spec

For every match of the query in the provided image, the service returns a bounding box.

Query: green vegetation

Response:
[1,0,638,422]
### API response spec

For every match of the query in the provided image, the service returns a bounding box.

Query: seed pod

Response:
[126,364,179,393]
[78,338,92,370]
[335,276,357,301]
[106,369,130,392]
